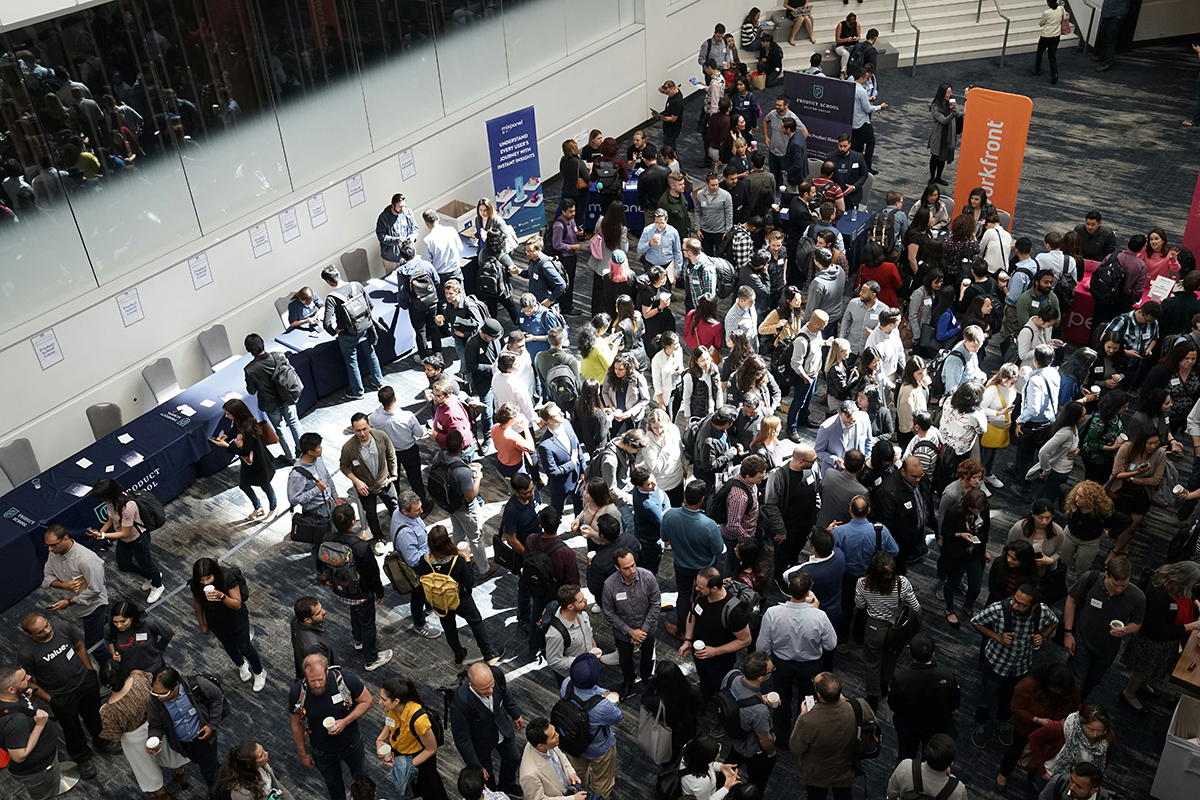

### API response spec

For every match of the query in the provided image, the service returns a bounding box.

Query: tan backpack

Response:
[420,556,461,617]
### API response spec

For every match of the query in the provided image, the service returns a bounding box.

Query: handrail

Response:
[891,0,921,76]
[976,0,1012,66]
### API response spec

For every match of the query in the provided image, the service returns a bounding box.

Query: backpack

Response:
[899,759,960,800]
[318,539,362,597]
[770,332,797,393]
[408,269,439,311]
[530,600,568,661]
[334,282,375,334]
[849,698,882,775]
[123,491,166,533]
[419,555,461,617]
[543,256,569,286]
[1089,252,1125,306]
[707,477,746,525]
[681,417,704,465]
[928,348,965,401]
[846,42,868,77]
[593,160,619,192]
[270,353,304,405]
[428,460,468,513]
[716,671,764,739]
[1000,595,1044,633]
[720,577,762,633]
[476,256,509,300]
[383,551,419,594]
[909,438,942,485]
[869,207,899,256]
[711,256,737,299]
[1167,515,1200,563]
[546,363,581,406]
[293,667,353,730]
[523,540,567,600]
[1052,255,1078,309]
[411,705,446,748]
[551,683,604,757]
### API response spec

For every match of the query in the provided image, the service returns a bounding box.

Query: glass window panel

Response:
[563,0,620,54]
[502,0,566,83]
[432,1,510,115]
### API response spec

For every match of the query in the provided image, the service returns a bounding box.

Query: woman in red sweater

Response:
[995,661,1080,791]
[855,241,902,308]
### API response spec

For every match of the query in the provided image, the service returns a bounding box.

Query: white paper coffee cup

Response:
[692,639,706,652]
[1090,386,1102,395]
[1110,620,1125,630]
[146,736,160,750]
[323,716,336,730]
[378,744,392,758]
[765,691,781,708]
[203,584,217,595]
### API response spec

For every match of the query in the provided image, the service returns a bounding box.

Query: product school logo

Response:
[4,507,40,529]
[94,503,109,524]
[812,85,824,100]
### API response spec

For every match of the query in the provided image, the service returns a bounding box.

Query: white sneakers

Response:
[146,585,164,604]
[600,651,621,666]
[238,662,252,682]
[366,649,395,671]
[983,474,1004,488]
[252,670,267,693]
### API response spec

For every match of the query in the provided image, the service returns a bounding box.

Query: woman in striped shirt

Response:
[855,550,921,709]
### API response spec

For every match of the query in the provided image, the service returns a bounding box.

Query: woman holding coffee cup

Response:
[98,660,188,799]
[188,557,266,692]
[376,677,447,800]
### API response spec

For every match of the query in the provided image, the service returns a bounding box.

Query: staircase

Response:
[767,0,1076,70]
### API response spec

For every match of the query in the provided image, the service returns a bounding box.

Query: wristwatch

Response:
[1063,629,1073,634]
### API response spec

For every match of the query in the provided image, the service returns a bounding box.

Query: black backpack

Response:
[1052,255,1079,310]
[710,256,737,299]
[551,683,604,757]
[411,704,446,747]
[716,671,764,739]
[1167,515,1200,563]
[124,491,166,533]
[546,363,581,406]
[869,207,899,256]
[593,160,619,192]
[846,42,868,77]
[770,332,797,393]
[928,348,965,401]
[428,460,468,514]
[269,353,304,405]
[899,759,960,800]
[333,282,375,334]
[707,477,746,525]
[530,600,567,660]
[1089,252,1125,306]
[849,698,882,775]
[476,256,509,299]
[720,578,762,634]
[408,269,439,311]
[522,540,566,599]
[681,417,705,465]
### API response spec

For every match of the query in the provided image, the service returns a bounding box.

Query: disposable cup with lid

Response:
[693,639,706,651]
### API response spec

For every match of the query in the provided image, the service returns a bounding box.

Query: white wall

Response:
[0,0,747,472]
[1133,0,1200,41]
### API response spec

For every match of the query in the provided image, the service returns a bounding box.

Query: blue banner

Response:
[485,106,545,237]
[783,71,856,160]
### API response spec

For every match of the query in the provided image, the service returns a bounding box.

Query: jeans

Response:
[768,152,786,188]
[851,122,875,171]
[115,533,162,588]
[787,376,817,431]
[1035,35,1060,76]
[337,331,383,397]
[975,660,1021,724]
[81,604,111,664]
[13,755,61,800]
[410,305,443,359]
[361,485,398,543]
[1069,638,1118,698]
[239,466,277,511]
[1101,15,1124,65]
[348,598,380,663]
[442,593,496,663]
[311,732,366,800]
[1040,470,1071,506]
[771,657,823,737]
[944,556,983,613]
[179,734,221,788]
[392,753,419,800]
[615,635,656,688]
[264,404,303,461]
[213,621,263,674]
[49,671,104,764]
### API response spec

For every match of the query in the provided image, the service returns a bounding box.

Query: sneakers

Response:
[353,641,364,650]
[252,670,267,693]
[238,662,252,683]
[996,721,1014,746]
[141,579,154,591]
[78,759,98,779]
[980,483,993,498]
[366,649,394,671]
[485,648,506,666]
[983,474,1004,488]
[414,625,442,639]
[600,651,621,666]
[971,723,989,749]
[147,585,165,604]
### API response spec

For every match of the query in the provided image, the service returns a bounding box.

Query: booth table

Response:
[778,207,873,271]
[1171,630,1200,697]
[581,179,696,232]
[1062,259,1100,345]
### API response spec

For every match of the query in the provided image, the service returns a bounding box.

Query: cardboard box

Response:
[436,200,476,234]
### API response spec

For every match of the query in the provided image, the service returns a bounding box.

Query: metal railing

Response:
[976,0,1013,66]
[891,0,921,75]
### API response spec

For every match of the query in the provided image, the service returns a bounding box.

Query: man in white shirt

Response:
[864,309,905,389]
[493,352,537,426]
[1034,230,1074,281]
[543,585,597,678]
[979,212,1013,275]
[505,331,539,401]
[422,208,465,283]
[724,286,759,351]
[368,386,427,502]
[840,281,892,363]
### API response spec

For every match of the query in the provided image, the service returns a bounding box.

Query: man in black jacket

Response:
[323,504,393,672]
[761,445,821,587]
[243,333,304,463]
[693,407,742,494]
[290,596,337,680]
[780,118,808,190]
[450,663,526,795]
[826,134,869,210]
[873,457,935,575]
[147,667,229,788]
[637,146,670,232]
[888,634,961,762]
[466,318,504,438]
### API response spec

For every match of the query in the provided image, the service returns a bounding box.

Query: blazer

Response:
[887,661,961,740]
[873,470,935,544]
[537,424,582,495]
[148,675,228,755]
[519,743,576,800]
[449,666,524,767]
[339,430,397,494]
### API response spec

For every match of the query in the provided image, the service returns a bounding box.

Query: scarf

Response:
[1055,712,1108,777]
[1175,594,1196,627]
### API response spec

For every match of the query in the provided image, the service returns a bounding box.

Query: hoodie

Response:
[806,266,846,322]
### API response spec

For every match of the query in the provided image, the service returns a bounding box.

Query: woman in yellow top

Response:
[376,677,447,800]
[578,313,621,382]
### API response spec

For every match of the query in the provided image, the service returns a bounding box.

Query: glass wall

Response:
[0,0,637,334]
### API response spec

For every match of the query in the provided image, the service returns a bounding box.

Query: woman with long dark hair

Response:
[856,241,902,308]
[941,214,980,283]
[1095,330,1129,393]
[613,293,648,370]
[1078,390,1128,483]
[902,207,935,284]
[416,525,504,669]
[721,329,755,388]
[758,285,804,350]
[940,487,990,627]
[573,377,611,456]
[927,84,960,186]
[87,476,165,603]
[601,353,651,434]
[219,740,293,800]
[680,346,724,423]
[980,364,1018,481]
[684,293,724,351]
[733,538,771,603]
[856,550,920,708]
[679,736,741,800]
[375,678,447,800]
[106,600,173,674]
[930,285,962,347]
[986,539,1039,605]
[1034,401,1084,505]
[959,187,995,236]
[1057,347,1099,407]
[731,355,782,416]
[642,660,702,767]
[579,313,619,382]
[98,659,187,799]
[1030,703,1114,787]
[995,661,1080,791]
[1124,387,1181,454]
[189,557,266,690]
[211,397,277,519]
[1138,227,1182,285]
[1109,427,1166,557]
[897,356,929,450]
[856,382,894,448]
[1143,340,1200,438]
[589,201,629,316]
[1007,499,1064,576]
[939,380,988,470]
[559,138,589,210]
[909,269,944,352]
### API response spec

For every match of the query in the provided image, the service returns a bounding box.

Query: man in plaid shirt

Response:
[970,585,1058,750]
[1103,300,1161,383]
[682,238,716,312]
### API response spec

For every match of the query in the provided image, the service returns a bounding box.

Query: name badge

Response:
[1089,597,1104,610]
[924,297,933,307]
[1172,377,1182,386]
[805,474,814,485]
[188,707,197,716]
[616,592,628,601]
[1031,300,1040,309]
[352,459,361,466]
[874,477,882,486]
[386,717,397,728]
[135,633,149,642]
[904,501,913,509]
[66,648,74,660]
[331,693,344,704]
[662,246,671,255]
[1093,366,1105,374]
[694,604,704,616]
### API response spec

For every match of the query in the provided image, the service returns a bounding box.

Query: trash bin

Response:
[1152,694,1200,799]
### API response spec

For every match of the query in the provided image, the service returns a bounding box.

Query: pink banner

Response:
[1185,169,1200,255]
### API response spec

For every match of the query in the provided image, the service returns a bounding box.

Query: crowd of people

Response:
[4,6,1200,800]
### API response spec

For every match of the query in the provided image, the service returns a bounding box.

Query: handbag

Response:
[981,390,1011,448]
[290,509,332,543]
[884,581,922,653]
[749,72,766,91]
[638,701,674,764]
[1040,560,1070,605]
[1060,11,1072,36]
[590,234,604,261]
[257,419,280,446]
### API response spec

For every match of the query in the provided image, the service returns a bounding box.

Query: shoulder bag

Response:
[980,389,1010,449]
[637,700,674,764]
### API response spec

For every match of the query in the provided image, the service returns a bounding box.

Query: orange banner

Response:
[953,88,1033,231]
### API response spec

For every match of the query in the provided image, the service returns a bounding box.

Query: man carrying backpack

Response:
[719,653,777,795]
[428,430,493,578]
[790,671,876,800]
[391,491,442,642]
[678,565,753,700]
[288,654,374,800]
[514,506,581,642]
[400,256,443,361]
[885,734,966,800]
[321,504,393,672]
[555,654,622,800]
[544,585,597,679]
[321,265,383,401]
[243,333,304,463]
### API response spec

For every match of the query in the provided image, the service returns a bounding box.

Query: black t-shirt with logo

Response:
[693,591,750,648]
[0,697,60,775]
[18,623,86,697]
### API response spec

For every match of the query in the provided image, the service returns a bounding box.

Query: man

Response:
[762,95,802,187]
[903,412,942,476]
[806,247,845,329]
[557,654,621,799]
[587,516,641,603]
[722,166,749,226]
[340,412,398,553]
[803,53,826,76]
[655,81,684,151]
[679,566,753,700]
[743,153,777,221]
[786,309,829,434]
[758,572,837,736]
[1073,211,1117,261]
[1002,238,1038,337]
[401,256,443,362]
[377,192,418,269]
[520,721,586,800]
[888,634,961,762]
[1015,269,1061,331]
[732,391,766,452]
[587,428,647,509]
[970,584,1058,748]
[494,354,536,425]
[17,614,105,779]
[631,466,669,575]
[1034,231,1072,280]
[827,133,870,208]
[725,285,759,347]
[660,171,691,247]
[1039,762,1113,800]
[698,24,731,72]
[864,309,905,389]
[535,328,581,398]
[146,667,228,789]
[790,672,875,800]
[41,525,109,664]
[289,432,343,553]
[517,506,581,639]
[450,663,526,796]
[638,208,683,285]
[443,278,489,370]
[793,527,847,639]
[467,317,505,436]
[1064,554,1144,698]
[874,457,935,574]
[693,172,733,257]
[662,480,725,639]
[1017,307,1061,370]
[807,201,844,251]
[322,504,393,670]
[719,456,769,571]
[1103,300,1161,382]
[430,430,492,576]
[815,401,874,476]
[833,494,899,622]
[721,652,778,793]
[758,231,789,312]
[520,236,568,308]
[780,118,808,190]
[422,208,465,285]
[321,265,383,400]
[811,164,847,218]
[602,548,660,698]
[549,200,582,314]
[1158,267,1200,338]
[1014,345,1062,483]
[431,377,475,454]
[639,266,676,361]
[637,146,670,228]
[545,585,597,679]
[885,734,967,800]
[288,654,373,800]
[391,490,443,640]
[692,406,742,493]
[840,281,890,363]
[681,237,717,313]
[1108,234,1149,320]
[939,325,987,399]
[369,386,426,501]
[287,286,323,329]
[858,28,881,71]
[243,333,303,462]
[699,61,725,162]
[0,664,65,798]
[1096,0,1128,72]
[291,596,337,680]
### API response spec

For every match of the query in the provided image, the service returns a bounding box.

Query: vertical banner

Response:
[953,88,1033,230]
[485,106,544,237]
[1183,170,1200,255]
[782,71,856,160]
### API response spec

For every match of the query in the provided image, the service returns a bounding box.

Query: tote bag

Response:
[981,389,1010,449]
[637,701,674,764]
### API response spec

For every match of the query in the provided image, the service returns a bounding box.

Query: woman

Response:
[375,678,447,800]
[516,293,554,362]
[731,356,782,416]
[940,380,987,471]
[941,487,990,626]
[98,660,187,799]
[1061,480,1131,576]
[958,188,995,236]
[581,129,603,162]
[750,416,788,470]
[573,378,611,456]
[1034,401,1084,505]
[721,330,756,388]
[824,337,856,407]
[579,313,619,382]
[559,138,590,211]
[589,201,628,316]
[1034,0,1067,83]
[1125,388,1181,454]
[855,550,920,707]
[986,539,1039,606]
[681,346,724,423]
[996,662,1080,791]
[473,197,516,254]
[731,77,762,135]
[106,600,173,674]
[537,403,583,518]
[928,85,960,186]
[643,408,687,507]
[86,477,164,604]
[856,242,902,308]
[959,295,994,342]
[416,526,504,668]
[189,557,266,691]
[477,226,520,323]
[980,364,1018,481]
[759,285,805,350]
[1030,704,1114,786]
[1143,340,1200,438]
[601,353,651,434]
[572,478,622,545]
[859,440,896,493]
[941,215,981,282]
[1095,330,1130,394]
[603,251,635,321]
[740,8,764,52]
[733,538,771,603]
[899,211,932,293]
[1078,390,1128,484]
[1139,227,1182,285]
[211,398,277,520]
[912,184,952,233]
[220,740,293,800]
[1007,499,1065,576]
[1108,428,1167,557]
[1121,561,1200,711]
[612,293,648,371]
[909,269,944,355]
[650,331,685,416]
[1057,347,1099,407]
[591,138,629,220]
[784,0,816,46]
[685,293,724,351]
[855,348,883,392]
[641,661,702,768]
[833,13,861,78]
[857,383,895,448]
[897,356,929,450]
[930,286,962,348]
[491,402,536,479]
[679,736,741,800]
